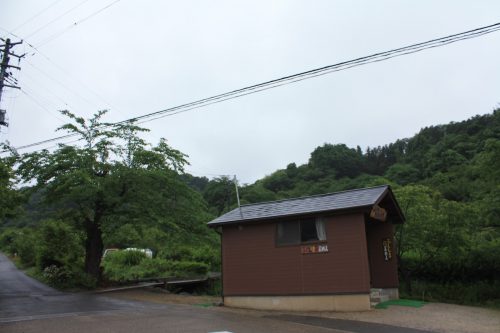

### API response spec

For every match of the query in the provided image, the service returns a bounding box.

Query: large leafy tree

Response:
[18,110,210,280]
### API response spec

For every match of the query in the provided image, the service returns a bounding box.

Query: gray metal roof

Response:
[208,185,392,226]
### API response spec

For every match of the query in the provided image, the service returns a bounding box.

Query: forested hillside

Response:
[199,110,499,214]
[0,109,498,306]
[195,110,500,306]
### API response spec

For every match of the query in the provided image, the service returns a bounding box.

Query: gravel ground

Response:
[106,289,500,333]
[315,303,500,333]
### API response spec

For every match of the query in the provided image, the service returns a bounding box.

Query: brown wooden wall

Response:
[365,220,399,288]
[222,213,371,296]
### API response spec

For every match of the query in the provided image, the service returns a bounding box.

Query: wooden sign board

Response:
[382,238,393,261]
[370,204,387,221]
[301,244,328,254]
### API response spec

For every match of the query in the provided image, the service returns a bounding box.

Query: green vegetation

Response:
[0,110,218,288]
[101,247,211,282]
[1,108,498,306]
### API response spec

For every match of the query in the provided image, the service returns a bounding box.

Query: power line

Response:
[4,21,500,153]
[23,0,92,39]
[120,23,500,127]
[1,25,143,137]
[20,88,66,123]
[15,32,130,119]
[21,71,73,109]
[24,59,98,108]
[36,0,122,48]
[10,0,65,33]
[117,23,500,125]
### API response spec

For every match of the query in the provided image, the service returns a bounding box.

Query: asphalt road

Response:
[0,253,434,332]
[0,252,159,322]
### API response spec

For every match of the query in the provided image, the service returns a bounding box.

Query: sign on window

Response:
[301,244,328,254]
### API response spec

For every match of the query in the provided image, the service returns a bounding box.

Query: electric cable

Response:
[23,0,92,39]
[3,21,500,154]
[20,88,67,123]
[36,0,122,48]
[10,0,65,33]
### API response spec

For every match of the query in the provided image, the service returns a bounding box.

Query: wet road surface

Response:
[1,253,435,332]
[0,252,161,322]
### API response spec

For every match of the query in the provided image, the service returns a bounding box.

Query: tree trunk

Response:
[84,220,104,281]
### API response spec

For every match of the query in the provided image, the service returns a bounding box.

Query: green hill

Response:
[196,110,500,307]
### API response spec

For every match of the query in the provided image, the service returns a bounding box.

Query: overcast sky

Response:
[1,1,499,184]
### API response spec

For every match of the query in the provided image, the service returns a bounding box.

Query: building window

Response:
[277,221,300,245]
[276,218,326,246]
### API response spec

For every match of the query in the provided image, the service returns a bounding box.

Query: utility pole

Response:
[0,38,24,128]
[233,175,243,218]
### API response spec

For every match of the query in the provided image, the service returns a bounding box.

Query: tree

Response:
[17,110,209,281]
[384,163,420,185]
[394,185,472,291]
[0,143,22,221]
[262,170,293,193]
[309,143,363,179]
[203,176,235,216]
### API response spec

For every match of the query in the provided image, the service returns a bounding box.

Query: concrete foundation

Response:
[224,294,371,312]
[370,288,399,306]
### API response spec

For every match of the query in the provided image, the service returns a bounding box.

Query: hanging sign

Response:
[382,238,393,261]
[370,204,387,221]
[301,244,328,254]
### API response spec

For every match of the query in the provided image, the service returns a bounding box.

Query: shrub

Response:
[167,260,208,277]
[102,250,159,282]
[42,265,72,286]
[400,280,500,308]
[158,245,193,261]
[0,228,20,253]
[0,228,38,266]
[35,220,82,271]
[15,229,37,266]
[105,249,147,266]
[102,249,209,282]
[158,244,220,271]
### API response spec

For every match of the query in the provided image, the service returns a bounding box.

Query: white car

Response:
[102,248,153,258]
[124,248,153,258]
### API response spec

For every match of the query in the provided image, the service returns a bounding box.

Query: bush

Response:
[167,260,208,277]
[158,244,220,271]
[36,220,82,271]
[39,264,96,289]
[400,280,500,308]
[102,250,162,282]
[105,249,147,266]
[42,265,72,286]
[0,228,20,253]
[15,230,37,266]
[102,249,209,282]
[0,228,38,266]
